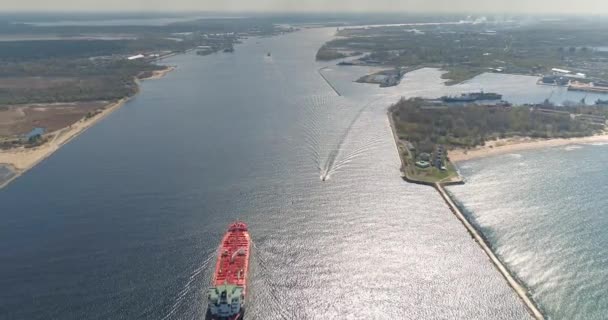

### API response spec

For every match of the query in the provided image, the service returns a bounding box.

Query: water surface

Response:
[0,27,582,320]
[449,144,608,319]
[0,165,15,186]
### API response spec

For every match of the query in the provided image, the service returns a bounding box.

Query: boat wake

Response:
[297,94,388,181]
[247,241,294,320]
[160,251,217,320]
[297,94,346,178]
[312,97,385,181]
[271,57,388,182]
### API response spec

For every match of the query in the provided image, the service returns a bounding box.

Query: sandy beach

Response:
[140,66,176,80]
[0,66,175,189]
[449,133,608,163]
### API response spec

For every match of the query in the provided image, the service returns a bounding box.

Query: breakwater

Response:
[318,67,342,96]
[388,111,543,318]
[435,183,545,320]
[0,164,17,189]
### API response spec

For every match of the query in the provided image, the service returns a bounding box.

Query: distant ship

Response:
[207,222,251,320]
[441,91,502,103]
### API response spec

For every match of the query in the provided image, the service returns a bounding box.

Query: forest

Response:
[0,38,194,62]
[0,17,289,105]
[390,98,606,153]
[0,57,166,104]
[318,19,608,83]
[0,37,186,104]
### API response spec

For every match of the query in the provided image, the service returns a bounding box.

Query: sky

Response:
[2,0,608,15]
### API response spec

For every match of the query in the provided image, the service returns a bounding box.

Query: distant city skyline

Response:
[2,0,608,15]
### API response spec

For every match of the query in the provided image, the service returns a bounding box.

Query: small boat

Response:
[267,52,271,57]
[207,222,251,320]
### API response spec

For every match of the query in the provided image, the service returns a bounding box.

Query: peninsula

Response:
[389,97,608,319]
[389,98,608,184]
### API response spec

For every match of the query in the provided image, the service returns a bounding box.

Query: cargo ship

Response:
[441,91,502,103]
[207,222,251,320]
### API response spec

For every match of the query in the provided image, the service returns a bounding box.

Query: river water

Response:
[1,27,606,319]
[0,165,15,186]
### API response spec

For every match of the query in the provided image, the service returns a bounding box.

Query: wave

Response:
[319,97,385,181]
[160,251,216,320]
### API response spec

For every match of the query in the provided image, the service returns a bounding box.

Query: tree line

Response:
[391,98,605,153]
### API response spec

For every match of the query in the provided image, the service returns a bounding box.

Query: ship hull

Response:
[207,222,250,320]
[206,308,244,320]
[442,97,476,102]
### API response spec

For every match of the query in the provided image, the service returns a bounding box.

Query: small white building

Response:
[127,54,145,60]
[552,68,571,74]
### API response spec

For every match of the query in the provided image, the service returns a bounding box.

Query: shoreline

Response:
[140,66,176,80]
[318,67,342,96]
[388,111,464,185]
[0,65,176,190]
[389,112,544,317]
[449,133,608,163]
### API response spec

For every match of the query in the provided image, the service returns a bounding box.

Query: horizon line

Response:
[1,10,608,17]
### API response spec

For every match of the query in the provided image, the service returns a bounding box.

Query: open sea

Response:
[448,144,608,320]
[1,26,607,319]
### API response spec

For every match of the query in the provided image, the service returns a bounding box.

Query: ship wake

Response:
[247,241,295,320]
[297,94,388,181]
[160,251,217,320]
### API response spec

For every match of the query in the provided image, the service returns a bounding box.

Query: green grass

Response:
[402,153,460,184]
[441,66,484,86]
[315,46,347,61]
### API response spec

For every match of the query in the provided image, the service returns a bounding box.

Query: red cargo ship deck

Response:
[207,222,250,320]
[213,222,250,289]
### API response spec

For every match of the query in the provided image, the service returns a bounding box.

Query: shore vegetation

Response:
[0,16,293,189]
[319,18,608,84]
[390,98,607,183]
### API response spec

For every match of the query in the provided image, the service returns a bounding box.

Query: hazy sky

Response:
[2,0,608,14]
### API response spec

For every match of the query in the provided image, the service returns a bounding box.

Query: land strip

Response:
[389,97,608,184]
[318,19,608,86]
[318,67,342,96]
[449,133,608,162]
[389,102,546,318]
[0,68,174,189]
